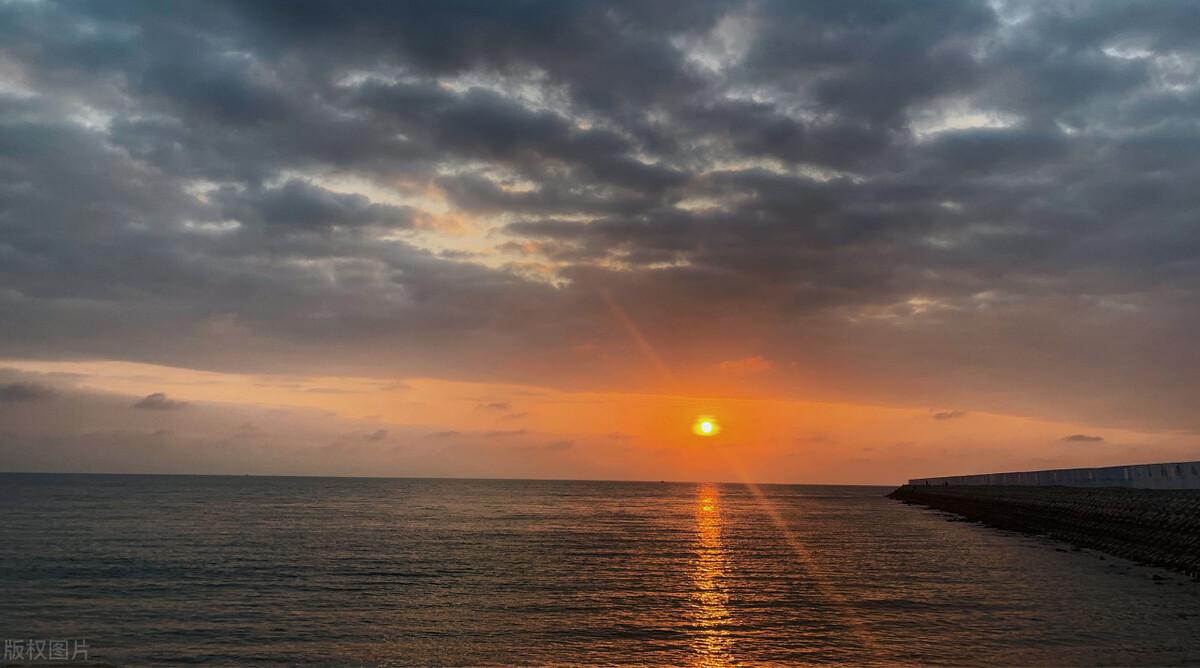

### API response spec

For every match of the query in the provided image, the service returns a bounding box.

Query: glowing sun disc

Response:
[692,415,721,437]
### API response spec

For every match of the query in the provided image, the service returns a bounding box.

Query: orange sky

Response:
[2,358,1194,484]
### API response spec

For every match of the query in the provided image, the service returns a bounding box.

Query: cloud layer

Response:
[133,392,188,411]
[1,1,1199,432]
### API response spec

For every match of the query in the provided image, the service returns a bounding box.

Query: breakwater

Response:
[907,459,1200,489]
[888,484,1200,578]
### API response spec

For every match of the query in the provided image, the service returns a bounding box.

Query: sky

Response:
[1,0,1199,484]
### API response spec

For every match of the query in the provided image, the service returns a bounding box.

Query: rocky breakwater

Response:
[888,484,1200,578]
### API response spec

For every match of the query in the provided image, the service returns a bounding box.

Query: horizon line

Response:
[0,469,895,487]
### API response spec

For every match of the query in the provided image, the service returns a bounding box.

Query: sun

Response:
[692,415,721,437]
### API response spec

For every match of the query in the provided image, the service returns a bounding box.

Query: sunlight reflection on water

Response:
[691,484,732,667]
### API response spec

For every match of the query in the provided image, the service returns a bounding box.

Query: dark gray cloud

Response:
[1,0,1199,431]
[213,180,416,232]
[133,393,188,411]
[0,383,56,403]
[932,410,967,421]
[1062,434,1105,443]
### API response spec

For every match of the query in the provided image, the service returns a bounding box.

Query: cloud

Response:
[212,179,416,233]
[364,429,389,441]
[0,0,1199,435]
[479,402,512,411]
[0,383,55,403]
[932,410,967,421]
[0,381,553,477]
[133,393,188,411]
[1061,434,1105,443]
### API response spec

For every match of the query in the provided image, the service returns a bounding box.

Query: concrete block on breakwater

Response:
[888,483,1200,579]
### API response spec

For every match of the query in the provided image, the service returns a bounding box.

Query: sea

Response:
[3,473,1199,666]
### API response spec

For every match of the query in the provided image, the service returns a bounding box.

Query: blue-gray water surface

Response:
[3,473,1199,666]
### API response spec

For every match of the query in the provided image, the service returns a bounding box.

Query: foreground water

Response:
[3,474,1199,666]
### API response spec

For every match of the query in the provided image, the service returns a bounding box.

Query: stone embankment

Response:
[888,484,1200,578]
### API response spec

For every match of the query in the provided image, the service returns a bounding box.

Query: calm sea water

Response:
[3,474,1200,666]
